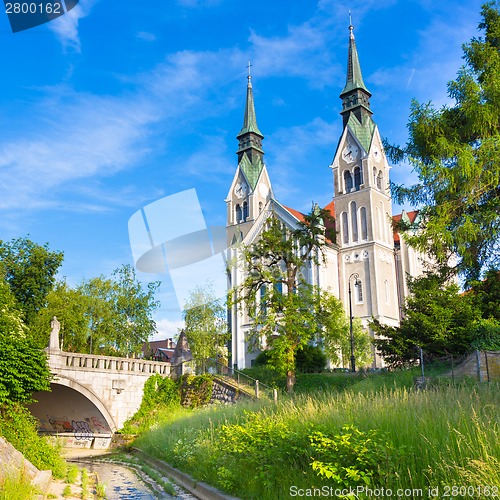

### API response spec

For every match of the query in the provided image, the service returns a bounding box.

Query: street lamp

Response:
[348,272,360,373]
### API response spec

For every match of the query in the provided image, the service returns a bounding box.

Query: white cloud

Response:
[136,31,156,42]
[48,0,97,52]
[152,318,184,341]
[176,0,222,7]
[181,136,233,182]
[0,91,155,210]
[268,117,339,204]
[0,49,245,213]
[369,3,483,106]
[249,23,339,87]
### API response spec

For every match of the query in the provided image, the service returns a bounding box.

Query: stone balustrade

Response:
[58,351,170,375]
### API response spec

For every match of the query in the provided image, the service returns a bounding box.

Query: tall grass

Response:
[136,382,499,499]
[0,468,39,500]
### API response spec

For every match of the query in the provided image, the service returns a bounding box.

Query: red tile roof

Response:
[393,210,419,243]
[282,201,337,244]
[283,205,306,222]
[323,200,336,219]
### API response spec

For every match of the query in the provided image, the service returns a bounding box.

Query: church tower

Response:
[226,69,273,246]
[331,23,401,360]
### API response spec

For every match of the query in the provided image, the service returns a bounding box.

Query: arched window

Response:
[355,280,363,303]
[243,202,249,221]
[259,201,263,214]
[373,166,377,187]
[344,170,353,192]
[375,206,380,238]
[235,204,242,223]
[360,207,368,240]
[385,212,390,243]
[350,201,358,242]
[377,170,383,190]
[342,211,349,244]
[354,167,362,190]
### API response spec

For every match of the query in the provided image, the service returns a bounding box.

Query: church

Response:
[226,23,425,369]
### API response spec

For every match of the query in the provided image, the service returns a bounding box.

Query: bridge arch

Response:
[29,376,118,435]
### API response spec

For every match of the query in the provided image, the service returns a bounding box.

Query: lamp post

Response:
[348,272,360,373]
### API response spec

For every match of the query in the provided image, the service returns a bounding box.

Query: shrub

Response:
[471,318,500,350]
[0,403,66,478]
[254,345,327,373]
[122,374,181,434]
[309,425,398,487]
[296,344,327,373]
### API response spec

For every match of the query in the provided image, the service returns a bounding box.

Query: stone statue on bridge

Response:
[48,316,61,351]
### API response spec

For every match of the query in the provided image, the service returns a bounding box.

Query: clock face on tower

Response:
[234,182,247,199]
[342,142,360,163]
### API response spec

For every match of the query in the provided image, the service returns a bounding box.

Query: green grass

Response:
[66,464,79,484]
[0,403,67,479]
[81,468,89,499]
[135,375,500,499]
[0,469,40,500]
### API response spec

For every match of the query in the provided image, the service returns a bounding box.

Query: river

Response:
[64,450,197,499]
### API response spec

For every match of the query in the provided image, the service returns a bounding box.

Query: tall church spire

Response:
[340,20,372,127]
[237,63,264,164]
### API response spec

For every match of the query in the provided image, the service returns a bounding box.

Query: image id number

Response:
[5,2,62,14]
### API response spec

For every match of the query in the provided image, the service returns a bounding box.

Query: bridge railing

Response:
[52,351,171,376]
[180,358,278,401]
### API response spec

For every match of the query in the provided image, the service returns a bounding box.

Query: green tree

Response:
[231,209,335,392]
[32,265,160,356]
[79,275,116,354]
[371,273,481,367]
[468,268,500,321]
[388,2,500,282]
[0,275,51,404]
[318,290,372,369]
[0,237,63,326]
[183,282,229,362]
[30,281,90,350]
[110,264,160,356]
[79,265,160,356]
[0,265,26,339]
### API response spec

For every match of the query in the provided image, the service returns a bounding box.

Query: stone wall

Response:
[451,350,500,381]
[0,437,52,494]
[210,378,240,404]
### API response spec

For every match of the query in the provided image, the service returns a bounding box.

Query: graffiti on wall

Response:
[39,414,111,437]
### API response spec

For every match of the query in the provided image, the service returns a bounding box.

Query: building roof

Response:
[239,152,264,190]
[282,201,337,244]
[237,75,263,139]
[347,113,376,152]
[340,25,370,97]
[283,204,306,223]
[393,210,419,243]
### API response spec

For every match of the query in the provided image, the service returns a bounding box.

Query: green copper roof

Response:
[237,78,263,138]
[239,151,264,190]
[341,26,369,97]
[347,112,375,152]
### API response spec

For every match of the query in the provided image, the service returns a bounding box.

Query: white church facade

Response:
[226,24,425,369]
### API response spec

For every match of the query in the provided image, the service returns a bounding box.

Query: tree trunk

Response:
[286,369,296,393]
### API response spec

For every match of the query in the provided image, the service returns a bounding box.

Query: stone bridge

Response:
[29,346,170,449]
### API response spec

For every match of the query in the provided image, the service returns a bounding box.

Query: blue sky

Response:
[0,0,485,339]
